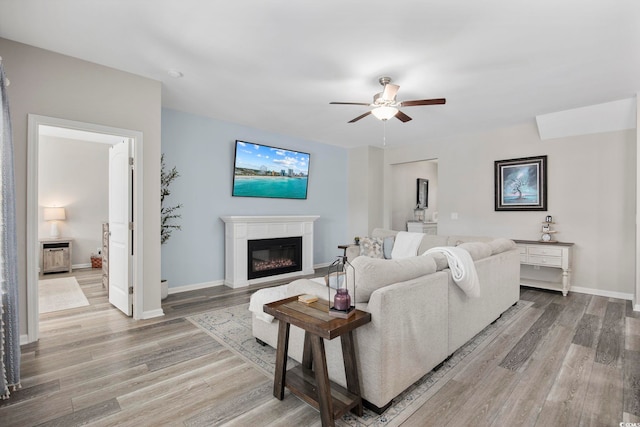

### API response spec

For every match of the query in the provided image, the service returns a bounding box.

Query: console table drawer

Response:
[527,255,562,268]
[528,247,562,257]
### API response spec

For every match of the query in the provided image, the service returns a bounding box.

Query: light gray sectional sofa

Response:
[251,228,520,412]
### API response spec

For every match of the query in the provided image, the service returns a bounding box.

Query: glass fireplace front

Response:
[247,236,303,280]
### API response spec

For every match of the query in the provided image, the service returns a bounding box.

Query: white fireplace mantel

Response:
[220,215,320,288]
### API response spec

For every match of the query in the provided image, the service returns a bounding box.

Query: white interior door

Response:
[108,139,133,316]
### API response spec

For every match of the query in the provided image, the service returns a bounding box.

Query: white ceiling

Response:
[1,0,639,148]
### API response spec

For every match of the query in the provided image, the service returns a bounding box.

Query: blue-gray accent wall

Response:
[161,108,348,288]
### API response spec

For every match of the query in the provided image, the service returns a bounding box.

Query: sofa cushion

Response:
[457,241,492,260]
[489,238,516,255]
[350,255,437,303]
[417,235,449,255]
[429,252,449,271]
[359,237,384,258]
[446,235,493,246]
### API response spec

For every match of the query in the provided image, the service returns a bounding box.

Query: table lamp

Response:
[43,207,66,238]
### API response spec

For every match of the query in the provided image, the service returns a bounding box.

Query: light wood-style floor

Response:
[1,268,639,426]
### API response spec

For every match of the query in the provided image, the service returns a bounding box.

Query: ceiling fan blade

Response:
[395,110,412,122]
[400,98,446,107]
[348,111,372,123]
[381,83,400,101]
[330,101,371,106]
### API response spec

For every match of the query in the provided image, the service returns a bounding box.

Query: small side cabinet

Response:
[40,238,73,274]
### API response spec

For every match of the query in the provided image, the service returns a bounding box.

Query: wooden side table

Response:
[337,244,354,257]
[264,295,371,427]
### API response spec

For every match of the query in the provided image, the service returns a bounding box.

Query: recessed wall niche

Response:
[390,159,438,231]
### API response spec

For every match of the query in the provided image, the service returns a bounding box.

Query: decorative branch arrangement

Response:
[161,153,183,245]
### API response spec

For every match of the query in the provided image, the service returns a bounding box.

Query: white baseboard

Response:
[168,280,224,295]
[72,263,92,270]
[570,285,634,301]
[20,334,30,345]
[139,309,165,319]
[168,263,330,295]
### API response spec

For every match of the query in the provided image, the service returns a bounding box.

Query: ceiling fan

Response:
[330,76,446,123]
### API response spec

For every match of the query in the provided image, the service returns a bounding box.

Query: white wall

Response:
[347,145,385,240]
[390,160,438,230]
[379,121,635,297]
[1,37,162,332]
[38,136,108,266]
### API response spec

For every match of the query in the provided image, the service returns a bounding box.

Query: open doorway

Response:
[26,115,144,343]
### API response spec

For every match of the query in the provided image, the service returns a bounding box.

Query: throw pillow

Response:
[359,237,384,259]
[383,236,395,259]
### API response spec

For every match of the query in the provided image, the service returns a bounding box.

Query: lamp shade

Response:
[371,106,399,121]
[43,207,66,221]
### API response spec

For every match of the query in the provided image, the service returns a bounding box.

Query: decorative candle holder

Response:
[327,255,356,318]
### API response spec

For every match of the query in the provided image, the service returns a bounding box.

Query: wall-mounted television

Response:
[232,140,310,200]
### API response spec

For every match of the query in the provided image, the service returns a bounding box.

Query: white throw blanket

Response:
[248,285,289,323]
[391,231,425,259]
[423,246,481,298]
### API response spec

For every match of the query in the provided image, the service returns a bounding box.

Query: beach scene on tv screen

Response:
[233,141,309,199]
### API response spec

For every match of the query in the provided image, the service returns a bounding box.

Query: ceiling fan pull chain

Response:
[383,120,387,146]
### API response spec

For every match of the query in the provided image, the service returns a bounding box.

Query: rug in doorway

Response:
[38,276,89,313]
[188,299,532,427]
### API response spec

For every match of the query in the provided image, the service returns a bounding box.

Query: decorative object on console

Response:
[327,255,355,318]
[540,215,558,242]
[413,206,425,222]
[43,207,66,238]
[232,140,310,200]
[495,155,547,211]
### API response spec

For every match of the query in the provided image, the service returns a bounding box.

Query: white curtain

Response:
[0,57,20,399]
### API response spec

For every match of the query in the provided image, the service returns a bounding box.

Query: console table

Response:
[407,221,437,234]
[514,239,574,296]
[264,295,371,427]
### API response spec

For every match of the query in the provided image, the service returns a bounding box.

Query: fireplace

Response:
[220,215,319,288]
[247,237,302,280]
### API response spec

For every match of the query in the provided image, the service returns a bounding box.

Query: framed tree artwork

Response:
[495,155,547,211]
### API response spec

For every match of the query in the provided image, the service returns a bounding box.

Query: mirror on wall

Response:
[390,159,438,231]
[416,178,428,209]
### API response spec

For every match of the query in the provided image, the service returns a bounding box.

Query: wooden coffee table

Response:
[263,295,371,427]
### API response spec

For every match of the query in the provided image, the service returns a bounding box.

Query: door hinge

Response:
[129,222,134,230]
[129,286,134,295]
[129,157,134,166]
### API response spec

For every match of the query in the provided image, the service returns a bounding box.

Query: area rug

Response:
[38,276,90,313]
[188,300,533,427]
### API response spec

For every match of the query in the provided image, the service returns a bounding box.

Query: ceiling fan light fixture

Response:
[371,106,399,121]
